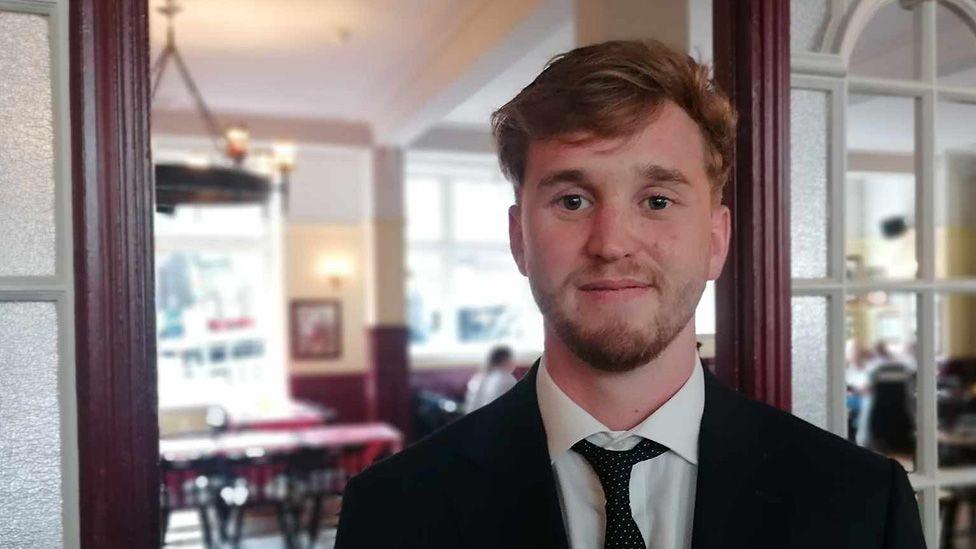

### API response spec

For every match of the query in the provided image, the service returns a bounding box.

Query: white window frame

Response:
[792,0,976,543]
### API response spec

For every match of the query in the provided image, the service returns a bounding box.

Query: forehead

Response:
[523,102,708,187]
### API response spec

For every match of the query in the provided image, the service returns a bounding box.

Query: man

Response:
[336,40,925,548]
[464,345,519,413]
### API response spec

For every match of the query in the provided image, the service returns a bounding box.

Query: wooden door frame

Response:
[71,0,158,546]
[712,0,792,410]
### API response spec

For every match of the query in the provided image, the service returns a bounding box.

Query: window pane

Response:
[0,302,62,545]
[155,250,272,407]
[849,1,920,81]
[792,296,830,429]
[790,0,830,54]
[451,178,511,244]
[694,280,715,335]
[407,250,446,345]
[935,101,976,279]
[937,1,976,89]
[406,176,443,241]
[155,204,267,238]
[791,88,830,278]
[845,292,917,472]
[451,250,540,347]
[936,293,976,470]
[846,94,917,280]
[0,12,56,276]
[941,483,976,547]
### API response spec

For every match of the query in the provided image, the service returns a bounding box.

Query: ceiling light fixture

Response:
[149,0,297,213]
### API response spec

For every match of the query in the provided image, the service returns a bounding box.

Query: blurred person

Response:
[337,40,924,548]
[464,345,518,412]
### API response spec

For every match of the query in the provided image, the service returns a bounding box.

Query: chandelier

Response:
[150,0,296,212]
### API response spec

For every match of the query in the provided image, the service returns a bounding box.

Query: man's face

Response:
[509,101,730,372]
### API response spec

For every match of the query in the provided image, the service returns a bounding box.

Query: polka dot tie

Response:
[571,437,669,549]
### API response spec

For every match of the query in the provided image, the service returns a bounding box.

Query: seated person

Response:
[464,345,518,412]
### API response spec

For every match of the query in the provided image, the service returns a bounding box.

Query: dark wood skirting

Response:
[290,373,368,423]
[712,0,792,410]
[71,0,158,546]
[412,366,480,401]
[291,364,533,431]
[365,326,413,440]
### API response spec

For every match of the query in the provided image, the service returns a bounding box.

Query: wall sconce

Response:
[316,257,353,289]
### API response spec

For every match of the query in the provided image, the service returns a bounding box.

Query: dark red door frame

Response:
[712,0,792,410]
[71,0,159,547]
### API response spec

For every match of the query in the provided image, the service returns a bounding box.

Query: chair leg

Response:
[306,495,324,548]
[197,505,214,548]
[216,499,231,544]
[231,506,246,548]
[276,503,296,549]
[160,509,170,547]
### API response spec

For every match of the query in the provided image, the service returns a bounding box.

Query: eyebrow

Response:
[636,163,691,186]
[536,169,590,190]
[535,164,691,191]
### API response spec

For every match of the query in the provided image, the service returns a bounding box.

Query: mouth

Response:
[577,279,652,302]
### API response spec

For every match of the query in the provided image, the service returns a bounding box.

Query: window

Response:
[155,202,287,410]
[791,0,976,543]
[405,153,543,363]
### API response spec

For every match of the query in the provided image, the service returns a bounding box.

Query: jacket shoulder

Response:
[334,411,492,548]
[740,394,902,495]
[348,401,498,492]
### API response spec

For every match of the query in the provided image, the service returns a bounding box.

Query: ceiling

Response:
[150,0,474,121]
[442,21,573,127]
[149,0,571,138]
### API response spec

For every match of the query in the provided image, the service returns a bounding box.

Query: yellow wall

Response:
[286,224,369,375]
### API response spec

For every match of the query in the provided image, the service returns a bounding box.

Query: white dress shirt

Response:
[464,368,518,412]
[536,356,704,549]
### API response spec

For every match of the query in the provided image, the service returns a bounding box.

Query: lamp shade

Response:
[155,163,272,212]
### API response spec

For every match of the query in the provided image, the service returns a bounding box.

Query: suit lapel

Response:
[691,370,787,549]
[453,360,570,549]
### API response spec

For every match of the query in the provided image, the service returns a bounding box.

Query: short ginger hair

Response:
[491,39,736,203]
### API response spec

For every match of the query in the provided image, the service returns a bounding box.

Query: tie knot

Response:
[571,437,668,479]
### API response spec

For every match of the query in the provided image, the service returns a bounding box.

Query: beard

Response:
[529,261,704,373]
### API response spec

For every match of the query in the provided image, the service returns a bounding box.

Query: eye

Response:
[558,194,591,211]
[646,195,672,211]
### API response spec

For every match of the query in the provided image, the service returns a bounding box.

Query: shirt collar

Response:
[536,354,704,466]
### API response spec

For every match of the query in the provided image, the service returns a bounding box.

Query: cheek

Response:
[525,220,581,280]
[648,223,709,269]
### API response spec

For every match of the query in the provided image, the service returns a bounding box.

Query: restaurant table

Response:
[223,400,337,431]
[160,421,403,472]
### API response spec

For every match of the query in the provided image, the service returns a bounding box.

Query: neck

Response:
[543,321,698,431]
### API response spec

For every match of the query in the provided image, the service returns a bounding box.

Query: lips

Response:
[578,279,651,291]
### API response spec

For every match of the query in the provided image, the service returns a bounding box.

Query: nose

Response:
[584,203,639,262]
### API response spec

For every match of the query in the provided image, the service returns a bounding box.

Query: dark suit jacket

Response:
[335,362,926,548]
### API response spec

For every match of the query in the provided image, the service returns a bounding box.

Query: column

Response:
[364,146,413,439]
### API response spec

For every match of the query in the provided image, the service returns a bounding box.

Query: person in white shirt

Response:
[464,345,519,413]
[336,39,925,549]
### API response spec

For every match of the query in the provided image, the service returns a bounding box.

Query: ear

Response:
[707,204,731,280]
[509,204,527,276]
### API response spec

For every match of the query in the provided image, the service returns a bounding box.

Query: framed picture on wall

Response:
[290,299,342,360]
